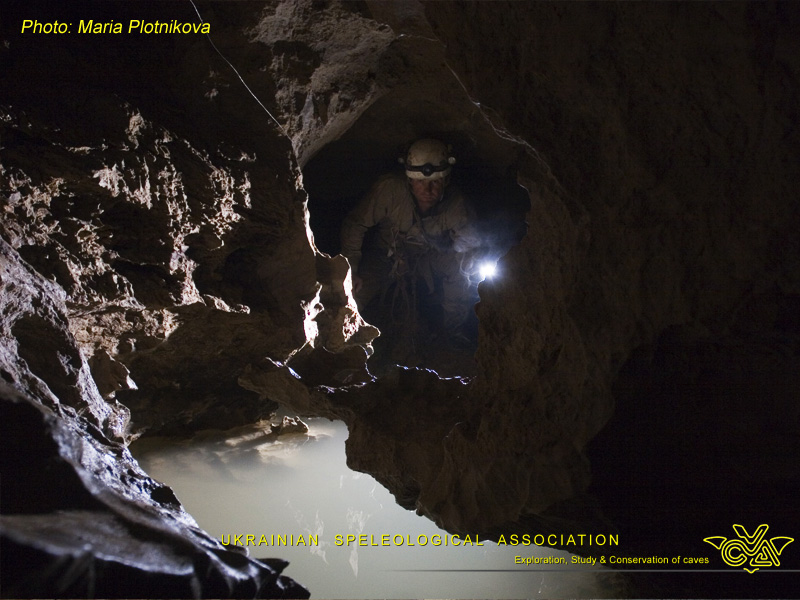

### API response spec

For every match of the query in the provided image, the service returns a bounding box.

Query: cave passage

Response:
[303,123,529,377]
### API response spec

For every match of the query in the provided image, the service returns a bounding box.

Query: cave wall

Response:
[417,0,800,533]
[1,1,372,595]
[252,0,800,536]
[1,2,375,434]
[2,1,800,596]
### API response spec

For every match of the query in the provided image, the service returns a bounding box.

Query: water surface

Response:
[132,417,621,598]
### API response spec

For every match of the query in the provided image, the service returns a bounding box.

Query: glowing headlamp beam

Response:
[478,260,497,281]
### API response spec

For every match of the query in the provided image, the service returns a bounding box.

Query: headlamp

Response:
[406,162,449,177]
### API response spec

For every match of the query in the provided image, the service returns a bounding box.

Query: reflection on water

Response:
[132,418,622,598]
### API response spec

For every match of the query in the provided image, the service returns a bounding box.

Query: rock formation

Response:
[2,1,799,597]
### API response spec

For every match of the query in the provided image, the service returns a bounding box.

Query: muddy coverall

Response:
[340,174,481,333]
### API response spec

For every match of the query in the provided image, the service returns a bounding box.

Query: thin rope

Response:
[189,0,287,136]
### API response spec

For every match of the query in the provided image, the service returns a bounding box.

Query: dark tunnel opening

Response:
[302,107,530,377]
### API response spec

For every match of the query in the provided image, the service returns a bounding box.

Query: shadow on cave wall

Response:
[302,95,530,377]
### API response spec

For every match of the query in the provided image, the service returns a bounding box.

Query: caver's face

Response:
[409,178,445,215]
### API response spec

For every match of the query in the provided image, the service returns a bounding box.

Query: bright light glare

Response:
[479,260,497,280]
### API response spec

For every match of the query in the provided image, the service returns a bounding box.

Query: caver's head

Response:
[403,138,455,214]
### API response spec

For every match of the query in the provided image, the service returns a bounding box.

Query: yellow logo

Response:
[704,524,793,573]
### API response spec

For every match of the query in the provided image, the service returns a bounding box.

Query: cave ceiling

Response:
[2,1,800,597]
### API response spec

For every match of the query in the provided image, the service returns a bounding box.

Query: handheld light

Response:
[478,260,497,281]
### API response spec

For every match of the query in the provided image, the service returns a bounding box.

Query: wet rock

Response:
[2,1,800,597]
[0,381,308,599]
[1,3,362,594]
[275,414,309,435]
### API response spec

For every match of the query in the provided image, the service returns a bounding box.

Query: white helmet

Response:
[402,138,456,180]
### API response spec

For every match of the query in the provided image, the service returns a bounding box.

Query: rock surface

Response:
[1,2,364,595]
[0,242,307,598]
[2,1,800,597]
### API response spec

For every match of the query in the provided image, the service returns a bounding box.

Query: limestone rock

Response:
[0,381,307,599]
[2,2,800,597]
